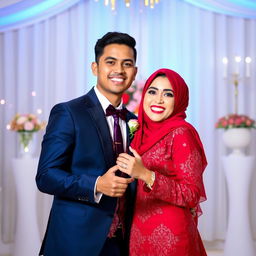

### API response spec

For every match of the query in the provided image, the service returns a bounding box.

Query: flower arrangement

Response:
[128,119,139,139]
[123,80,145,114]
[215,114,256,130]
[9,113,46,152]
[9,113,45,132]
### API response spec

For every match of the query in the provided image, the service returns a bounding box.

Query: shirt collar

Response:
[94,86,123,114]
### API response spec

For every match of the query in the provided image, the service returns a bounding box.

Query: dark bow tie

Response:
[106,105,128,121]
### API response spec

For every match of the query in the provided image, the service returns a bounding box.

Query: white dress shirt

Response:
[93,86,127,202]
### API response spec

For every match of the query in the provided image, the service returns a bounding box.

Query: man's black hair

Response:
[94,32,137,63]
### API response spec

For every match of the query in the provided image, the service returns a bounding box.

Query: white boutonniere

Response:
[128,119,139,139]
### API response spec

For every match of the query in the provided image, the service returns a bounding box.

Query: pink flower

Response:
[235,118,242,125]
[137,81,145,89]
[128,86,136,93]
[246,119,252,126]
[133,90,142,101]
[221,120,228,127]
[228,118,235,125]
[24,121,34,131]
[216,113,255,129]
[240,116,246,122]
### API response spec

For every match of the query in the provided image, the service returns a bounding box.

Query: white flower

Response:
[16,116,27,125]
[128,119,139,139]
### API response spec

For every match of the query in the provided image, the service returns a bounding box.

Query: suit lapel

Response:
[84,89,137,170]
[85,89,115,169]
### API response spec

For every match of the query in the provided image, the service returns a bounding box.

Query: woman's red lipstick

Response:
[150,105,165,114]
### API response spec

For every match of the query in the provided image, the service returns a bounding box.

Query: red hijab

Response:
[131,68,207,170]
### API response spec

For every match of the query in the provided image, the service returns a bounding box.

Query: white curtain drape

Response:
[0,0,255,252]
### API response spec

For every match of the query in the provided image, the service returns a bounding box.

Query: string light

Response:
[37,108,43,114]
[0,99,6,105]
[245,57,252,77]
[245,56,252,64]
[125,0,130,7]
[99,0,160,10]
[222,56,252,78]
[234,56,241,63]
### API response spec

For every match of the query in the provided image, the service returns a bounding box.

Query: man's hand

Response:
[96,165,134,197]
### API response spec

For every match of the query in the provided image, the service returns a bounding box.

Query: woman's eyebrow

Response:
[148,86,174,92]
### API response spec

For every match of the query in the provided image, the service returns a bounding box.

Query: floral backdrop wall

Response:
[122,80,145,114]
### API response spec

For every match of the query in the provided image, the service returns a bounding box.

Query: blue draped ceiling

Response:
[0,0,81,31]
[184,0,256,19]
[0,0,256,31]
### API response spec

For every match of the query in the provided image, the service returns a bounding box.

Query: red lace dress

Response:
[129,126,207,256]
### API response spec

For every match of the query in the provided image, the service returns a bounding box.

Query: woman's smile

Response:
[150,105,165,114]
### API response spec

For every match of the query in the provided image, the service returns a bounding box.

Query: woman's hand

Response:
[117,147,152,183]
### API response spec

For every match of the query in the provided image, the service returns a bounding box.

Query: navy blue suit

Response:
[36,88,137,256]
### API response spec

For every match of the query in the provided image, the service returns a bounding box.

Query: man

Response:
[36,32,138,256]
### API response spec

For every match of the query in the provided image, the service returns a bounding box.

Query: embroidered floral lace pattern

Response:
[148,224,179,255]
[129,126,207,256]
[139,126,206,209]
[130,223,179,256]
[136,196,163,223]
[129,224,146,255]
[187,217,201,254]
[180,149,202,181]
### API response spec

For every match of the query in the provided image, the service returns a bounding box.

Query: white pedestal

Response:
[12,157,41,256]
[222,154,255,256]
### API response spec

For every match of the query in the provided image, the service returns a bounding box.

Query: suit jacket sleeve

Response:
[36,103,98,203]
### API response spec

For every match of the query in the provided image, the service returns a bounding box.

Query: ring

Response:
[122,163,127,169]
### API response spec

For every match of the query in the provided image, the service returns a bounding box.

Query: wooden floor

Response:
[207,250,223,256]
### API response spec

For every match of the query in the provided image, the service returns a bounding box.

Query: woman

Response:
[117,68,207,256]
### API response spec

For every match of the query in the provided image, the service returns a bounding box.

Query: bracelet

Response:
[146,171,155,190]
